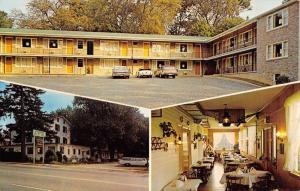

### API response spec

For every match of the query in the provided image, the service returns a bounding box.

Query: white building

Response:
[2,116,90,162]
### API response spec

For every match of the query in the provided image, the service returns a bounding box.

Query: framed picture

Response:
[152,109,162,117]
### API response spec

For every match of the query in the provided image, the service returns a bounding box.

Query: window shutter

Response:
[283,41,288,57]
[283,9,289,26]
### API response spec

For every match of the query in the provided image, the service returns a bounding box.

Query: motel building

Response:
[1,116,90,162]
[1,1,300,84]
[151,84,300,191]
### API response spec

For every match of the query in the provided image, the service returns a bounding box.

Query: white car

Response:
[137,69,153,78]
[118,157,148,167]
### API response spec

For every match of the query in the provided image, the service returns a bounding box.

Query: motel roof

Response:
[0,28,210,43]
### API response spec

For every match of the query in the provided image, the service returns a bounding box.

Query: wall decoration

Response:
[159,122,177,137]
[151,137,168,151]
[152,109,162,117]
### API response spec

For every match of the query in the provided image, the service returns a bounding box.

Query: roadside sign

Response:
[33,130,46,165]
[33,130,46,137]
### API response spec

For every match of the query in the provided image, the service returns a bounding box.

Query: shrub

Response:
[45,150,57,163]
[62,155,68,163]
[56,151,63,162]
[276,75,290,84]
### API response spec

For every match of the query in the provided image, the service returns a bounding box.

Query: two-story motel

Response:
[0,0,300,84]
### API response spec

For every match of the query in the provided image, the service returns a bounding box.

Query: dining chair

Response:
[252,173,272,191]
[226,175,247,191]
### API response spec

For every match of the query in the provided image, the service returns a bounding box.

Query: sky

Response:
[0,81,149,127]
[0,0,284,19]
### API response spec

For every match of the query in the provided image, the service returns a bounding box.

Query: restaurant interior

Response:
[151,83,300,191]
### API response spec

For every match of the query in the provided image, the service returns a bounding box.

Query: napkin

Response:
[250,167,257,174]
[236,168,243,175]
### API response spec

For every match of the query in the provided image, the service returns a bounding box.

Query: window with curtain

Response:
[239,128,248,153]
[284,91,300,173]
[213,132,235,150]
[248,126,256,156]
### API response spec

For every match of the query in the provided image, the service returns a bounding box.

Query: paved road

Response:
[0,163,148,191]
[0,76,260,109]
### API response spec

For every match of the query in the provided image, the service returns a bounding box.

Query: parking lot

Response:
[0,75,260,109]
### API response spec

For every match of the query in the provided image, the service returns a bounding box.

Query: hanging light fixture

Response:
[222,104,231,127]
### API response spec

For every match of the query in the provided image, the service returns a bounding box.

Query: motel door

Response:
[66,40,74,54]
[121,60,127,66]
[87,41,94,55]
[42,58,50,74]
[67,59,74,74]
[144,60,150,69]
[121,42,128,56]
[194,62,201,76]
[5,57,12,73]
[144,43,150,57]
[5,38,13,53]
[194,45,201,58]
[86,59,94,74]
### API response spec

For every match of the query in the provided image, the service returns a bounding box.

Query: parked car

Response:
[112,66,130,79]
[137,68,153,78]
[118,157,148,167]
[155,66,178,78]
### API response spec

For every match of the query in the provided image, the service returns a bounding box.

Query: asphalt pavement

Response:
[0,162,148,191]
[0,76,260,109]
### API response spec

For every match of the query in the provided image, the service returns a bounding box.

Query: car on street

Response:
[137,68,153,78]
[155,66,178,78]
[119,157,148,167]
[112,66,130,79]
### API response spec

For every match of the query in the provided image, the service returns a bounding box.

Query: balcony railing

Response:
[212,37,257,57]
[222,64,256,74]
[4,47,203,60]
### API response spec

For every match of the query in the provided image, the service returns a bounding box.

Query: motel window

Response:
[213,132,235,150]
[8,148,14,152]
[77,59,84,67]
[180,44,188,52]
[49,40,58,48]
[55,124,60,132]
[152,43,163,52]
[63,126,67,133]
[239,54,252,66]
[73,149,76,155]
[68,149,70,155]
[57,118,59,122]
[63,137,68,144]
[22,38,31,48]
[87,150,90,155]
[267,41,288,60]
[267,8,288,31]
[228,57,234,68]
[229,37,236,48]
[248,126,256,156]
[60,146,64,154]
[37,147,43,154]
[55,136,60,144]
[157,61,165,69]
[180,61,188,70]
[78,40,84,49]
[27,147,33,155]
[78,149,81,155]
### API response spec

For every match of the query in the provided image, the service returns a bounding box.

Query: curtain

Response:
[284,92,300,172]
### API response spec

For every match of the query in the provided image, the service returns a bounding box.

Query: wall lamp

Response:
[175,136,182,145]
[276,131,287,142]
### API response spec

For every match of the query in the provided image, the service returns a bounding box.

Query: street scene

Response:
[0,76,259,109]
[0,81,149,191]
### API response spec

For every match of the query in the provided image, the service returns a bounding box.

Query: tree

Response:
[0,10,13,28]
[169,0,251,36]
[65,97,149,158]
[1,84,56,161]
[13,0,181,34]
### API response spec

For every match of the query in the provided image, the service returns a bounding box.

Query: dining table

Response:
[219,170,273,188]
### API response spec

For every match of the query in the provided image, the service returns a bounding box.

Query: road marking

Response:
[7,171,147,188]
[11,184,54,191]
